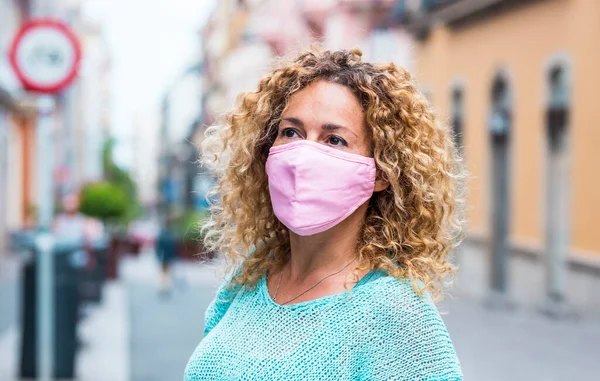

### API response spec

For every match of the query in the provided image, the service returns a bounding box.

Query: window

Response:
[547,66,569,152]
[451,87,463,149]
[489,75,510,138]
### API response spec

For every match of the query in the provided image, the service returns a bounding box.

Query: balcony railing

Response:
[421,0,459,12]
[404,0,539,39]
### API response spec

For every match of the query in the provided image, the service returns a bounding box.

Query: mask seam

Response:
[269,142,375,166]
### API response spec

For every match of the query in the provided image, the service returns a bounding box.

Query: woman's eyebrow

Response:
[322,123,358,138]
[281,117,304,127]
[281,117,358,138]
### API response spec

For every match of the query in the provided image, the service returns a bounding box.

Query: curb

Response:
[464,236,600,277]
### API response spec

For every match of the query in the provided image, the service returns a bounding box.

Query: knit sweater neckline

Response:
[259,268,381,309]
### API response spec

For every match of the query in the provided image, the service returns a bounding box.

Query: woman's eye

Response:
[328,136,347,146]
[281,128,297,138]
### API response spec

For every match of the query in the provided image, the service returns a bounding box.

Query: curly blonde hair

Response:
[201,47,464,300]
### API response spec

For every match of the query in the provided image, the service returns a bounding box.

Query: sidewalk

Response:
[0,253,20,342]
[1,243,598,381]
[445,241,600,380]
[442,296,600,380]
[122,250,225,381]
[454,241,600,318]
[0,253,20,381]
[77,249,226,381]
[0,272,130,381]
[0,247,227,381]
[76,281,130,381]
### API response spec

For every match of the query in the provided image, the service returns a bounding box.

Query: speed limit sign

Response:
[9,19,81,94]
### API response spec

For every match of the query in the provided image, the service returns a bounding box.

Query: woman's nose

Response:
[304,132,321,143]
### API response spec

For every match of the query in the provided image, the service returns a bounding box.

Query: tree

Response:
[79,182,128,223]
[100,137,141,226]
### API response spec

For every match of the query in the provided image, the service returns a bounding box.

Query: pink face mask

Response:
[265,140,376,236]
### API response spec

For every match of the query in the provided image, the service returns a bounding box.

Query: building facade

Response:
[197,0,414,128]
[1,0,113,252]
[404,0,600,259]
[0,0,38,251]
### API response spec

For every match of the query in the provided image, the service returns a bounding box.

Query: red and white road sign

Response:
[9,19,81,94]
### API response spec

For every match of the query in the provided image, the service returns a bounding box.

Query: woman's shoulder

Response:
[355,272,463,380]
[356,271,449,335]
[360,271,436,312]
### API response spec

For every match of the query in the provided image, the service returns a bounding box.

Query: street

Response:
[124,253,220,381]
[1,245,599,381]
[123,245,600,381]
[0,258,19,340]
[443,298,600,380]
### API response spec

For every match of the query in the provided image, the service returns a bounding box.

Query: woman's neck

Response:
[285,203,368,284]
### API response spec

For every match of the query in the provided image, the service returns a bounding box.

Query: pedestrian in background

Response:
[155,216,178,296]
[184,47,464,380]
[53,192,103,246]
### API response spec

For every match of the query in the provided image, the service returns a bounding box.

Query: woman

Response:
[185,48,464,380]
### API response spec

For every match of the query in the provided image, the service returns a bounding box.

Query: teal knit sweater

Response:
[184,269,462,380]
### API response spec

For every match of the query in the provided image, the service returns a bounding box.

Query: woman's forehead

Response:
[282,80,365,132]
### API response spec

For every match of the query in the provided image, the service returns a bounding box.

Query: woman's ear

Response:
[374,171,390,192]
[374,178,390,192]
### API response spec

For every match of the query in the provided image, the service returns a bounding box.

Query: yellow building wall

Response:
[414,0,600,256]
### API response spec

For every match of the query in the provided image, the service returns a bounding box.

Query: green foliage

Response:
[100,137,141,226]
[80,182,128,222]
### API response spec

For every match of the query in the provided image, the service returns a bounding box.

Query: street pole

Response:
[543,104,570,317]
[9,2,81,379]
[30,1,57,375]
[487,106,512,308]
[160,94,171,224]
[32,3,59,377]
[0,108,7,260]
[35,95,56,381]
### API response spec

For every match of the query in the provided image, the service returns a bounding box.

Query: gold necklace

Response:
[273,258,357,305]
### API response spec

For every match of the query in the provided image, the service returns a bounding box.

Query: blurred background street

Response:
[1,0,600,380]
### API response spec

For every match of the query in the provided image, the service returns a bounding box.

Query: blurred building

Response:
[0,0,113,252]
[198,0,413,129]
[70,19,111,187]
[403,0,600,259]
[191,0,600,263]
[50,0,112,197]
[132,111,161,209]
[0,0,38,253]
[158,63,203,218]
